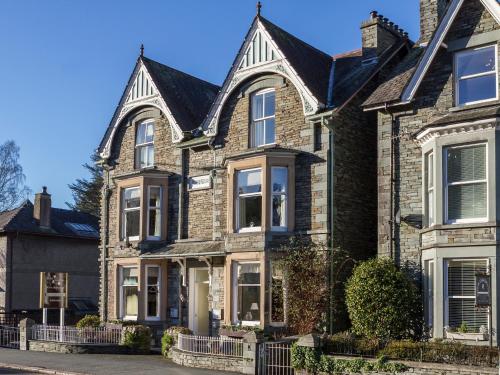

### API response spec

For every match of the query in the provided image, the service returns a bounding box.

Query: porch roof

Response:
[140,240,225,259]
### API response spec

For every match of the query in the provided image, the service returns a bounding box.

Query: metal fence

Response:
[177,333,243,357]
[31,325,122,345]
[0,325,20,349]
[0,313,20,326]
[259,341,294,375]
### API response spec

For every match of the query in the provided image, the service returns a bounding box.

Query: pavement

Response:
[0,348,239,375]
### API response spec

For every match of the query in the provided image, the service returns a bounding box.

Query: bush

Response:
[381,340,499,367]
[122,325,151,353]
[345,258,422,341]
[76,315,101,329]
[323,331,380,356]
[161,326,192,357]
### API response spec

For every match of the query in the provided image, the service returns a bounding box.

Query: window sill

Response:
[449,99,500,113]
[122,316,138,322]
[445,331,487,341]
[420,221,497,234]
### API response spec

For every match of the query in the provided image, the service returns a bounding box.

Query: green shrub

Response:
[122,325,151,352]
[324,331,380,356]
[76,315,101,329]
[161,332,175,357]
[381,340,498,367]
[345,258,422,341]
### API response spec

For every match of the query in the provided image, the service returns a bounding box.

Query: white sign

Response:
[188,175,212,191]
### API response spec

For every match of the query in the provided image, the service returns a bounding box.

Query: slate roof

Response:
[141,56,220,132]
[141,240,225,258]
[363,47,424,108]
[0,201,99,239]
[259,16,333,105]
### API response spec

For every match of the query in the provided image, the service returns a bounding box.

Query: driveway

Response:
[0,348,239,375]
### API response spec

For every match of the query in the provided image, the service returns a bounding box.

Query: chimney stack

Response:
[361,11,406,62]
[34,186,51,228]
[420,0,448,44]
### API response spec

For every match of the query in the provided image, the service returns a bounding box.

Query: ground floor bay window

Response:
[233,262,261,326]
[120,266,139,320]
[146,265,160,320]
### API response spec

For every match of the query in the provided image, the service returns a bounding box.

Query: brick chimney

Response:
[420,0,449,44]
[34,186,51,228]
[361,11,407,62]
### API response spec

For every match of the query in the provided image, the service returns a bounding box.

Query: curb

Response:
[0,362,88,375]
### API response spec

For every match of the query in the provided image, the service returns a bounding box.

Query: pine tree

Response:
[66,153,103,216]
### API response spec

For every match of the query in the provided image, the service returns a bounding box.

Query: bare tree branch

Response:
[0,140,31,211]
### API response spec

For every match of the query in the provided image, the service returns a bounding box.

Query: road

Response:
[0,348,239,375]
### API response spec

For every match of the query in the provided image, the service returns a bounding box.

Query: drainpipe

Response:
[384,104,396,263]
[208,139,220,241]
[178,149,185,240]
[101,163,113,322]
[8,233,15,313]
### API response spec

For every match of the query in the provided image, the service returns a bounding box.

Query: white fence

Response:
[177,333,243,357]
[31,325,122,345]
[0,325,20,349]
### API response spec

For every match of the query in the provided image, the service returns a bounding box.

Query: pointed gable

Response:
[203,16,333,137]
[99,56,219,158]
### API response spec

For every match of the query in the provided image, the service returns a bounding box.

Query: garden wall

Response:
[171,348,246,373]
[28,340,135,354]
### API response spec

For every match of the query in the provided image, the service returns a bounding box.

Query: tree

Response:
[66,153,103,217]
[345,258,422,341]
[0,140,30,212]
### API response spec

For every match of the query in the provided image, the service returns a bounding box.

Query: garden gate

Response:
[258,341,294,375]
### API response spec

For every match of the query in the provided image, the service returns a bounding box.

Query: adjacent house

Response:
[97,8,410,339]
[364,0,500,344]
[0,187,100,323]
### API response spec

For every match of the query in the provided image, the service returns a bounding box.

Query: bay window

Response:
[122,187,140,240]
[455,45,497,106]
[250,89,275,147]
[446,259,488,332]
[237,168,262,232]
[120,267,139,320]
[233,262,261,325]
[147,186,162,240]
[146,265,160,319]
[425,152,434,226]
[271,167,288,230]
[135,120,155,169]
[445,144,487,223]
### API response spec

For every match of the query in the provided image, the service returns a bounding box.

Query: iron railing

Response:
[0,325,20,349]
[177,333,243,357]
[0,312,20,326]
[31,325,122,345]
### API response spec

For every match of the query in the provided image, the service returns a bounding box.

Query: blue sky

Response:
[0,0,419,209]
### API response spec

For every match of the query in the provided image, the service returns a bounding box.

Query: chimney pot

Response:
[34,186,51,228]
[370,10,378,19]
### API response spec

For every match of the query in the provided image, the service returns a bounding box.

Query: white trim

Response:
[454,45,498,107]
[402,0,500,103]
[135,119,155,169]
[250,89,276,148]
[415,118,497,146]
[146,186,162,241]
[188,268,210,335]
[232,261,261,326]
[236,168,263,232]
[270,166,288,231]
[119,265,139,321]
[144,265,161,321]
[443,143,488,224]
[122,187,140,241]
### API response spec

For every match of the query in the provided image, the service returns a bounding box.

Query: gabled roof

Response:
[365,0,500,109]
[98,56,220,158]
[0,201,99,239]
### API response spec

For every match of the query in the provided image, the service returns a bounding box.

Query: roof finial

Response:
[140,43,144,57]
[256,1,262,16]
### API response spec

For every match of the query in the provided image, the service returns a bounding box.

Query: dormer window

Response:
[455,45,498,106]
[135,120,154,169]
[250,89,275,147]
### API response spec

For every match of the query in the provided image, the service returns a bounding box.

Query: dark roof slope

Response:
[0,201,99,239]
[259,16,333,105]
[363,47,424,108]
[141,56,220,132]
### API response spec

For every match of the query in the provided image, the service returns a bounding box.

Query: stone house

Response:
[97,8,410,338]
[364,0,500,344]
[0,187,100,323]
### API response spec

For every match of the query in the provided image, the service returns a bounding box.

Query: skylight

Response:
[65,222,98,236]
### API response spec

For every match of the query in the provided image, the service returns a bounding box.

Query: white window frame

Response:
[444,258,490,331]
[250,88,276,148]
[119,266,139,321]
[271,167,288,232]
[425,151,435,227]
[454,44,498,107]
[236,168,262,233]
[146,186,162,240]
[423,260,434,329]
[135,119,155,169]
[145,265,161,321]
[444,143,488,225]
[232,261,261,327]
[122,187,141,241]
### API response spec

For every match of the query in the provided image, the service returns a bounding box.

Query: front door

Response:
[189,268,209,335]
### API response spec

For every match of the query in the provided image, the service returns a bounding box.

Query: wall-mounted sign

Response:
[475,273,490,307]
[40,272,68,309]
[188,175,212,191]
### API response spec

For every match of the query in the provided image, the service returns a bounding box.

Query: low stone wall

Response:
[403,360,497,375]
[171,348,246,373]
[28,340,138,354]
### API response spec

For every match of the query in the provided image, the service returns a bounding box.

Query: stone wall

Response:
[28,340,137,355]
[171,347,246,373]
